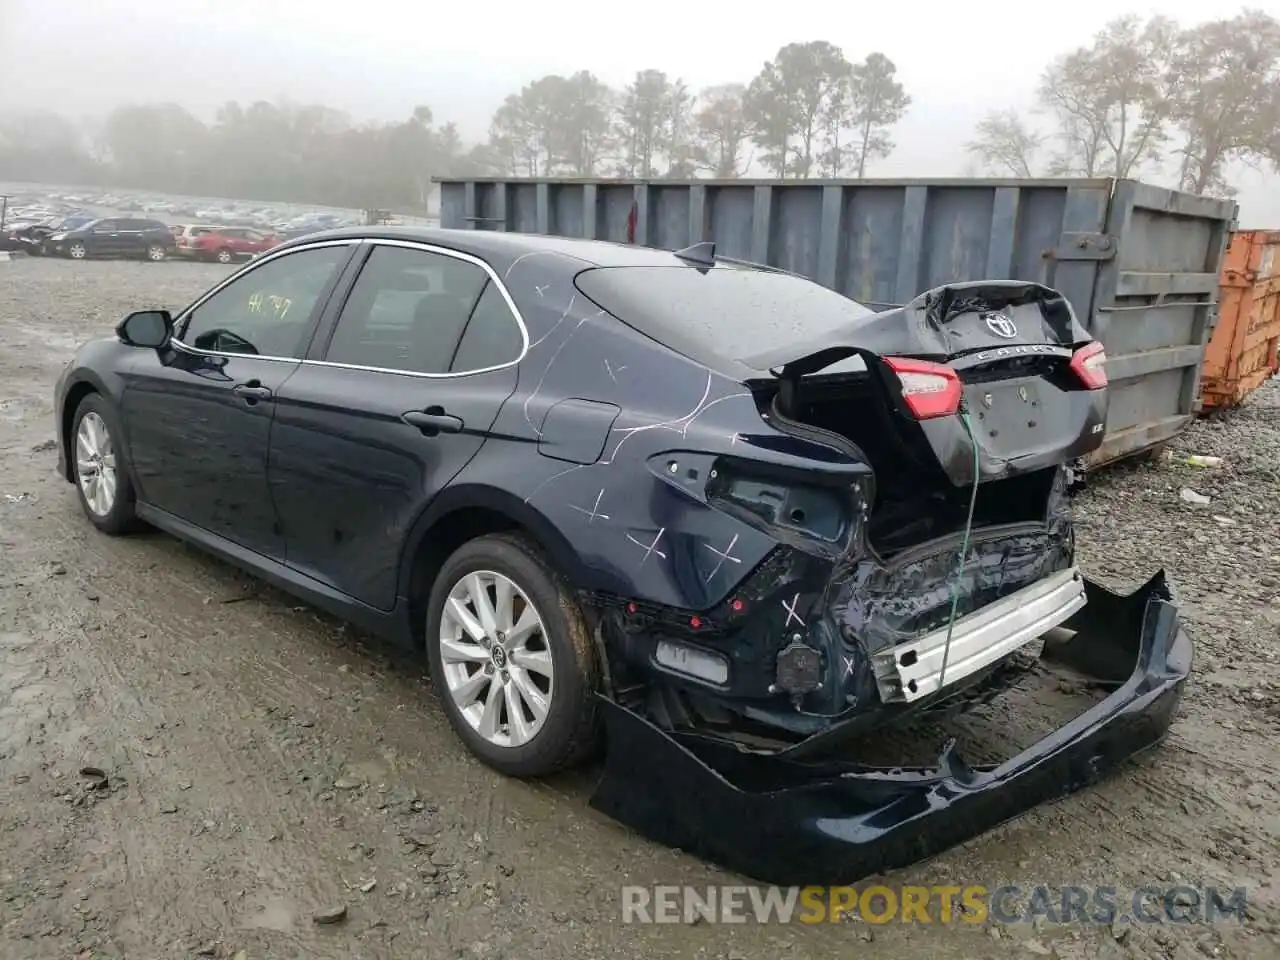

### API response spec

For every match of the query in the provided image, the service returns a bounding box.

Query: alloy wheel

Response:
[148,245,166,261]
[438,570,555,749]
[69,243,86,259]
[76,412,117,516]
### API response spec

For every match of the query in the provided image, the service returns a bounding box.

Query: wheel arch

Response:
[60,374,112,485]
[397,484,588,647]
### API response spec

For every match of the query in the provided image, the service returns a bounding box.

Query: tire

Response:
[425,533,601,778]
[70,393,138,535]
[68,241,87,260]
[146,244,167,262]
[215,247,233,264]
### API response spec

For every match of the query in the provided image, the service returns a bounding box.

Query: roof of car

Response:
[276,226,697,269]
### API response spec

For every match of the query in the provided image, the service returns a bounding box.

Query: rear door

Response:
[268,240,524,610]
[87,218,123,256]
[224,228,254,256]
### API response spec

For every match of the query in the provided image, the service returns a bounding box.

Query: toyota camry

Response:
[53,227,1191,883]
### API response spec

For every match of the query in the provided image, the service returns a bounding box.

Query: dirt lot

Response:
[0,257,1277,960]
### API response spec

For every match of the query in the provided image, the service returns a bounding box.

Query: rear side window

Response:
[323,246,491,375]
[451,281,524,372]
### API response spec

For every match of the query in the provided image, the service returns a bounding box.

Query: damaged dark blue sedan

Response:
[54,228,1192,884]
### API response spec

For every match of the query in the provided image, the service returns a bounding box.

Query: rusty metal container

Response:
[1201,229,1280,410]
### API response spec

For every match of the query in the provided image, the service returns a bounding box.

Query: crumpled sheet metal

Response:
[588,571,1192,886]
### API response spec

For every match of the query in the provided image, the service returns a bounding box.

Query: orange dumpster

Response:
[1200,229,1280,410]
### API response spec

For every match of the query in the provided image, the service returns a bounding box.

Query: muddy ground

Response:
[0,257,1277,960]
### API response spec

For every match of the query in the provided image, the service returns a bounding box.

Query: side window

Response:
[180,245,350,358]
[324,246,488,374]
[91,220,117,233]
[451,281,524,372]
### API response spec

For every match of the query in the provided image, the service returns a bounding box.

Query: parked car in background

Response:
[188,226,281,263]
[9,213,96,256]
[171,223,223,258]
[0,218,42,251]
[46,217,177,261]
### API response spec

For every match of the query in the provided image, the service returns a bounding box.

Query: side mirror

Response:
[117,310,173,349]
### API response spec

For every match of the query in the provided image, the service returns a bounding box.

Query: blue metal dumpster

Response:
[436,177,1238,468]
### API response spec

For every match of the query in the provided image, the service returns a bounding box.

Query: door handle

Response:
[402,406,464,436]
[233,381,273,403]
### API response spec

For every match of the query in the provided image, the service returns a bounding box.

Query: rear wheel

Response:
[71,393,137,535]
[68,241,87,260]
[146,243,167,262]
[425,533,601,778]
[215,247,233,264]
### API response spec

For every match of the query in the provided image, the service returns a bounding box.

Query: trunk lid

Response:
[749,281,1109,489]
[746,280,1091,372]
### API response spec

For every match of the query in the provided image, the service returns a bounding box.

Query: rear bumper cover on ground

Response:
[589,571,1191,885]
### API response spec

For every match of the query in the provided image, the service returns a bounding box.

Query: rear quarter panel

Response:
[460,251,841,612]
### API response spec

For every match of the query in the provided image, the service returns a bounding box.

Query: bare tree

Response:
[1038,15,1179,179]
[1167,10,1280,195]
[692,83,752,178]
[965,109,1044,177]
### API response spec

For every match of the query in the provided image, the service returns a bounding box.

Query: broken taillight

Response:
[884,357,962,420]
[1069,341,1108,389]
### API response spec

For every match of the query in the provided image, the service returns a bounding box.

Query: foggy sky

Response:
[2,0,1277,223]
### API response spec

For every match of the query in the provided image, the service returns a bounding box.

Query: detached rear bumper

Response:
[589,571,1191,885]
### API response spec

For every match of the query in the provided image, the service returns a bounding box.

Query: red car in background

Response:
[188,227,281,263]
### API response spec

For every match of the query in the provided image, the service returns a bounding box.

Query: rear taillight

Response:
[1069,341,1107,389]
[884,356,962,420]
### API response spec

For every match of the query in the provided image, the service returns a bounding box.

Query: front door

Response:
[269,241,524,610]
[120,241,358,560]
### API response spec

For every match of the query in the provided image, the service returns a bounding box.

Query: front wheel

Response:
[146,244,167,262]
[68,241,87,260]
[425,533,601,778]
[215,247,234,264]
[70,393,138,535]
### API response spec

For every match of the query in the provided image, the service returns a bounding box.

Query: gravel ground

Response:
[0,257,1277,960]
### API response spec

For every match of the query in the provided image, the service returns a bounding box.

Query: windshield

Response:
[57,216,94,231]
[573,264,875,369]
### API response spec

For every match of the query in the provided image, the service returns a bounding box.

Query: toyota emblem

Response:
[984,312,1018,339]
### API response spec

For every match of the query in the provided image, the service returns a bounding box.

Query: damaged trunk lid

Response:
[747,280,1109,488]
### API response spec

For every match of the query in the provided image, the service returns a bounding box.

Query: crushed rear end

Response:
[587,279,1192,883]
[591,571,1190,884]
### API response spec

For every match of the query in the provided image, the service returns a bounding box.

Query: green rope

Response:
[936,409,981,692]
